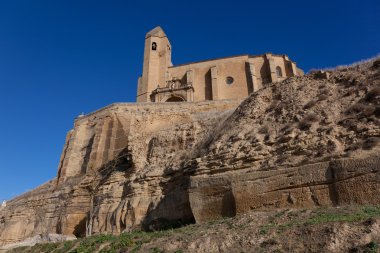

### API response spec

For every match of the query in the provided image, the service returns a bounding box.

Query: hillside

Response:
[7,206,380,253]
[0,56,379,252]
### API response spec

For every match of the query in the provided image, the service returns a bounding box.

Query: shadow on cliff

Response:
[140,161,197,231]
[69,147,133,238]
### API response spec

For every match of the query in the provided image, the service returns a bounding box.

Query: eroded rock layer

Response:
[0,101,239,246]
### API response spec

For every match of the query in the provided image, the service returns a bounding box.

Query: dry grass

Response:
[312,54,380,72]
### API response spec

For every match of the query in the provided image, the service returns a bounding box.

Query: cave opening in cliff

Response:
[73,217,87,238]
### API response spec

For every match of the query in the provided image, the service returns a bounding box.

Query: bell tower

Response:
[137,26,172,102]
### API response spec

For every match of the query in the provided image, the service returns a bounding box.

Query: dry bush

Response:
[362,137,380,150]
[346,103,376,117]
[304,100,317,109]
[348,142,362,151]
[274,102,286,116]
[273,93,282,101]
[373,59,380,68]
[298,113,319,131]
[317,94,329,101]
[303,113,319,122]
[362,106,376,117]
[365,87,380,103]
[276,154,290,164]
[298,121,312,131]
[346,103,367,114]
[343,89,355,97]
[375,107,380,117]
[277,135,292,143]
[320,88,330,95]
[266,100,279,112]
[281,123,294,135]
[258,125,270,134]
[326,140,337,153]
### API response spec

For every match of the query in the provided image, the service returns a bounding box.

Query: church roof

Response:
[145,26,167,38]
[169,54,289,68]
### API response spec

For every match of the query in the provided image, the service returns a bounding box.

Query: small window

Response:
[226,76,234,85]
[152,42,157,51]
[276,66,283,77]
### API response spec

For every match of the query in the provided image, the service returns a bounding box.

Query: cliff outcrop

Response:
[0,101,240,246]
[0,57,379,248]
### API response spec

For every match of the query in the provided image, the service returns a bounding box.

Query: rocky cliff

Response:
[0,57,379,248]
[0,100,240,246]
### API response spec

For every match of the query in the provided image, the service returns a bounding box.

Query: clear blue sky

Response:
[0,0,379,202]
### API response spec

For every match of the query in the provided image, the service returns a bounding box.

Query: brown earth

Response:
[0,57,379,251]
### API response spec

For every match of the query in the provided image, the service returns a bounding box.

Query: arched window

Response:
[166,96,185,102]
[152,42,157,51]
[276,66,283,77]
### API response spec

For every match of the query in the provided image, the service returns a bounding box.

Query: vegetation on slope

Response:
[8,205,380,253]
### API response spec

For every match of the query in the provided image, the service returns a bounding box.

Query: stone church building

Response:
[136,26,303,103]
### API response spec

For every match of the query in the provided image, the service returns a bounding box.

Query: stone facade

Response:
[136,26,304,103]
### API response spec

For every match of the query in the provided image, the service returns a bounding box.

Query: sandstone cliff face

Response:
[0,101,239,246]
[189,59,380,222]
[0,58,379,247]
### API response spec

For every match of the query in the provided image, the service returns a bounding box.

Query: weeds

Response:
[259,223,275,235]
[365,241,378,253]
[305,206,380,226]
[7,206,380,253]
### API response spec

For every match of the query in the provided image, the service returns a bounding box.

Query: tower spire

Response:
[145,26,167,38]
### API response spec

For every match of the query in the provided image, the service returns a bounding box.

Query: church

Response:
[136,26,304,103]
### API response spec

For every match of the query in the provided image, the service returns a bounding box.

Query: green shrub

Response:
[365,241,379,253]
